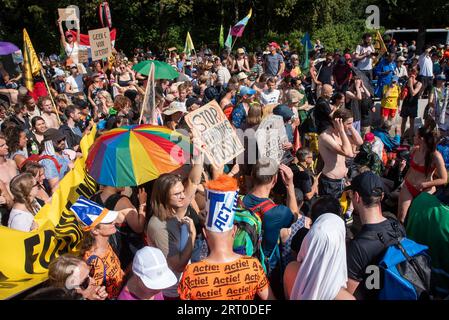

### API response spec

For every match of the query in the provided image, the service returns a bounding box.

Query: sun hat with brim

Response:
[132,247,177,290]
[163,101,187,115]
[237,72,248,81]
[70,196,119,231]
[237,48,245,54]
[287,90,303,104]
[436,74,447,81]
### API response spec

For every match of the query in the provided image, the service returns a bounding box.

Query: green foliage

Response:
[312,20,369,52]
[0,0,446,56]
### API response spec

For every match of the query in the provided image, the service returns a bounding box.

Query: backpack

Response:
[20,154,62,173]
[233,195,279,274]
[300,108,317,134]
[360,220,432,300]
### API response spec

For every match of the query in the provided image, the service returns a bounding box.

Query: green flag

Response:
[219,25,224,49]
[224,26,232,50]
[300,32,313,74]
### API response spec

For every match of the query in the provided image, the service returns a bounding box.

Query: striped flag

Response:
[231,8,252,37]
[184,31,195,56]
[225,26,232,49]
[23,29,41,92]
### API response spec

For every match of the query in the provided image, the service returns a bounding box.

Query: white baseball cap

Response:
[132,247,177,290]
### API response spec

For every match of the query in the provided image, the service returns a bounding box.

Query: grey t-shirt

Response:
[264,53,284,76]
[147,215,190,298]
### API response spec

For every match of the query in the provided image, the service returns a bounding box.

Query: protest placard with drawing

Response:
[185,100,244,167]
[256,114,294,164]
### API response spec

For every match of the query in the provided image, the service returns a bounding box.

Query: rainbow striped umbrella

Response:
[86,125,191,187]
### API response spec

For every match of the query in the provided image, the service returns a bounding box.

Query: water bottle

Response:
[31,141,39,155]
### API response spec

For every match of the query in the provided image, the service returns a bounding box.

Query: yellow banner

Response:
[0,126,98,299]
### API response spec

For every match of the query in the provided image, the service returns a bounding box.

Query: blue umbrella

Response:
[0,41,19,56]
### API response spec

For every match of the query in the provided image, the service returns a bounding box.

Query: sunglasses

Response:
[78,276,91,290]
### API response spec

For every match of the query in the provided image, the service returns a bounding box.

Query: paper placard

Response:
[256,114,294,164]
[185,100,244,166]
[88,27,112,61]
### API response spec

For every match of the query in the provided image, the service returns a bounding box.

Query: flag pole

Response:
[40,69,62,125]
[230,36,238,53]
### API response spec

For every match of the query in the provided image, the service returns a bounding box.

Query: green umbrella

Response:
[132,60,179,79]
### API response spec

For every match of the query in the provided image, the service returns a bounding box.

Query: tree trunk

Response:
[416,26,426,54]
[159,2,167,43]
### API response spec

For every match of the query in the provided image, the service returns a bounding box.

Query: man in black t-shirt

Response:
[345,171,406,300]
[313,84,334,134]
[315,52,335,85]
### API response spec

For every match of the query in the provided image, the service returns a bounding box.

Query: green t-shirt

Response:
[407,192,449,297]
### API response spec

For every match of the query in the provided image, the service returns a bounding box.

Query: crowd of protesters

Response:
[2,28,449,300]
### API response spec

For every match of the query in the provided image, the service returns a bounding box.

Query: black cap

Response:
[345,171,384,198]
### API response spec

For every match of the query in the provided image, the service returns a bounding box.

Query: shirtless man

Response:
[39,96,60,129]
[318,108,354,199]
[0,134,18,194]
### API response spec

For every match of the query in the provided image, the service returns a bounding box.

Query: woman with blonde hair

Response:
[8,173,41,232]
[21,162,51,204]
[48,253,108,300]
[96,90,114,119]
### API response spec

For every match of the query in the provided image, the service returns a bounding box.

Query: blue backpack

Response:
[378,238,431,300]
[361,220,432,300]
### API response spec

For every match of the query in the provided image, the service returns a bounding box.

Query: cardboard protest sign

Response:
[58,7,80,43]
[88,27,112,61]
[78,48,89,63]
[185,100,244,166]
[256,114,294,164]
[58,7,78,21]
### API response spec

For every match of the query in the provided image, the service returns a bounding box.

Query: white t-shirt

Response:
[8,208,35,232]
[356,44,375,71]
[418,54,433,77]
[66,74,84,93]
[260,89,281,105]
[394,65,408,78]
[64,42,79,65]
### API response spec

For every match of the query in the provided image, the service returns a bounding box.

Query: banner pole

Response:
[139,63,153,124]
